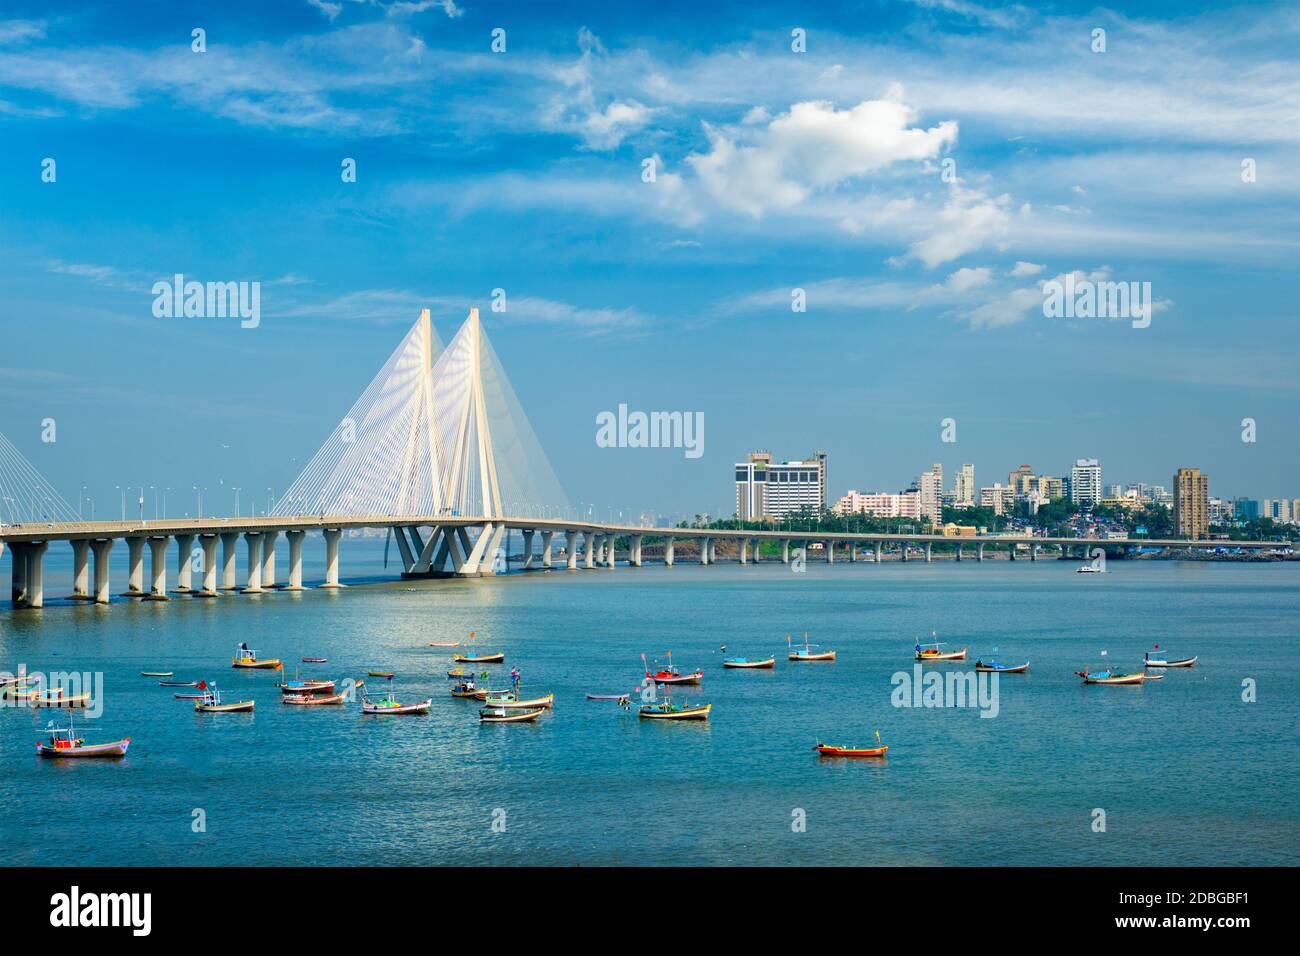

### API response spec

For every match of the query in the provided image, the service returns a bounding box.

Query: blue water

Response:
[2,539,1297,866]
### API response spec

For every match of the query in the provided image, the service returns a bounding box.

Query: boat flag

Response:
[198,680,207,690]
[875,730,881,743]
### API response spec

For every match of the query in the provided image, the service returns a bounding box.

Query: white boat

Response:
[1144,652,1197,668]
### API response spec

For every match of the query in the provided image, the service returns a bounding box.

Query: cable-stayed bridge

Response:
[0,308,1291,610]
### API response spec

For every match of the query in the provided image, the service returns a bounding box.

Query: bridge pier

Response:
[700,537,712,565]
[1030,542,1037,561]
[956,543,963,562]
[522,530,535,570]
[584,532,597,569]
[605,534,616,568]
[925,542,932,563]
[875,540,882,563]
[261,529,279,588]
[664,537,674,567]
[120,536,146,597]
[1008,542,1016,561]
[88,539,112,603]
[242,532,264,593]
[709,539,717,563]
[174,533,195,593]
[849,541,856,562]
[541,531,553,568]
[219,532,239,590]
[284,530,306,590]
[739,538,749,565]
[145,536,170,600]
[977,543,985,562]
[198,534,219,595]
[9,542,25,606]
[69,539,92,600]
[565,530,578,570]
[23,541,48,608]
[826,540,834,563]
[752,538,761,563]
[321,529,344,588]
[631,535,643,567]
[781,539,790,564]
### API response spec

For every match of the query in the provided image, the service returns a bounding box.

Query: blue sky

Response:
[0,0,1296,522]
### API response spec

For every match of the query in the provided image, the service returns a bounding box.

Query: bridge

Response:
[1,309,1291,609]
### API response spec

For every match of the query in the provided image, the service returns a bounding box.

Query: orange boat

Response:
[915,639,966,661]
[815,744,889,758]
[642,651,703,685]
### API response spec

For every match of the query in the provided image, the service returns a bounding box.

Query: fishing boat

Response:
[367,671,395,679]
[140,671,173,678]
[915,640,966,661]
[3,684,39,703]
[788,634,836,661]
[446,668,474,679]
[35,720,130,759]
[483,692,554,710]
[33,688,91,708]
[480,706,545,723]
[231,644,282,670]
[450,679,479,699]
[974,660,1029,673]
[815,744,889,758]
[1076,668,1145,685]
[638,700,711,720]
[453,652,505,665]
[1144,647,1197,668]
[279,678,336,694]
[194,684,256,712]
[1076,563,1103,573]
[643,651,703,685]
[1143,672,1165,681]
[159,680,197,687]
[586,693,630,701]
[359,683,431,715]
[722,657,776,669]
[283,691,348,707]
[301,657,328,664]
[173,693,207,700]
[428,642,460,647]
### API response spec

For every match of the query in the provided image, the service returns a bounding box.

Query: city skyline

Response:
[0,0,1296,517]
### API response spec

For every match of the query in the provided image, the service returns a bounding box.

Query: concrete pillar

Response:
[23,541,48,608]
[260,529,279,588]
[522,530,535,570]
[605,534,616,568]
[70,539,91,599]
[1030,542,1037,561]
[584,532,597,569]
[849,541,857,562]
[977,542,985,562]
[121,536,146,596]
[826,540,834,563]
[1008,542,1016,561]
[242,532,264,593]
[284,530,305,590]
[321,529,344,588]
[739,538,749,565]
[664,537,675,567]
[900,541,909,562]
[9,542,28,607]
[91,539,113,604]
[198,535,219,595]
[631,535,643,567]
[782,540,790,564]
[925,542,933,563]
[874,541,883,562]
[708,539,716,563]
[174,533,195,592]
[700,537,711,565]
[218,532,239,589]
[752,538,760,563]
[565,530,578,570]
[541,531,553,568]
[956,543,963,562]
[145,536,170,600]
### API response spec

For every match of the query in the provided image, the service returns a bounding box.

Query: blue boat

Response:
[974,660,1029,673]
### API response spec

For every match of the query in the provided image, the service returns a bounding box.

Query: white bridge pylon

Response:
[274,307,568,576]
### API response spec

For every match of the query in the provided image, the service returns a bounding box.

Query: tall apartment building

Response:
[954,464,975,506]
[918,463,943,521]
[1037,475,1065,499]
[1262,499,1293,523]
[834,490,921,519]
[1008,464,1035,497]
[735,450,827,520]
[979,483,1016,516]
[1070,458,1102,507]
[1173,467,1209,539]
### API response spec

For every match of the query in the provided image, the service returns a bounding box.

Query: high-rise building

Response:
[1234,498,1259,521]
[1173,468,1209,539]
[979,483,1016,516]
[1070,459,1102,507]
[735,450,826,520]
[1037,475,1065,499]
[918,464,943,522]
[1008,464,1035,497]
[1262,499,1293,523]
[834,490,921,518]
[954,464,975,506]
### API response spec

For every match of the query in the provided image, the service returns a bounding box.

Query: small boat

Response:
[1076,564,1103,573]
[159,680,198,687]
[973,660,1029,673]
[359,683,431,715]
[282,690,347,705]
[483,692,554,710]
[722,657,776,669]
[450,680,479,699]
[367,671,395,678]
[173,693,207,700]
[194,684,255,712]
[915,637,966,661]
[815,744,889,758]
[643,651,703,685]
[1144,647,1197,668]
[428,642,460,647]
[36,720,130,759]
[446,668,474,679]
[33,689,91,708]
[280,678,337,694]
[301,657,328,664]
[453,653,505,665]
[788,634,836,661]
[231,644,282,670]
[586,693,630,701]
[639,701,711,720]
[140,671,173,678]
[480,706,544,723]
[1076,669,1145,685]
[1,672,37,688]
[3,686,39,703]
[1143,672,1165,681]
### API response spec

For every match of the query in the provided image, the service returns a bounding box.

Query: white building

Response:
[954,463,975,506]
[736,451,827,520]
[918,464,943,522]
[1071,458,1102,507]
[834,490,921,519]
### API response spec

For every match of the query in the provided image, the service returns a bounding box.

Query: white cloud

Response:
[306,0,342,20]
[0,19,45,44]
[906,185,1012,267]
[1010,260,1044,277]
[541,28,658,150]
[944,266,992,291]
[686,97,958,217]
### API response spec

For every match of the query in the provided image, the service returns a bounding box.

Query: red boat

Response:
[815,743,889,758]
[642,651,702,685]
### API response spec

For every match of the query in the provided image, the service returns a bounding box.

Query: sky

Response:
[0,0,1296,523]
